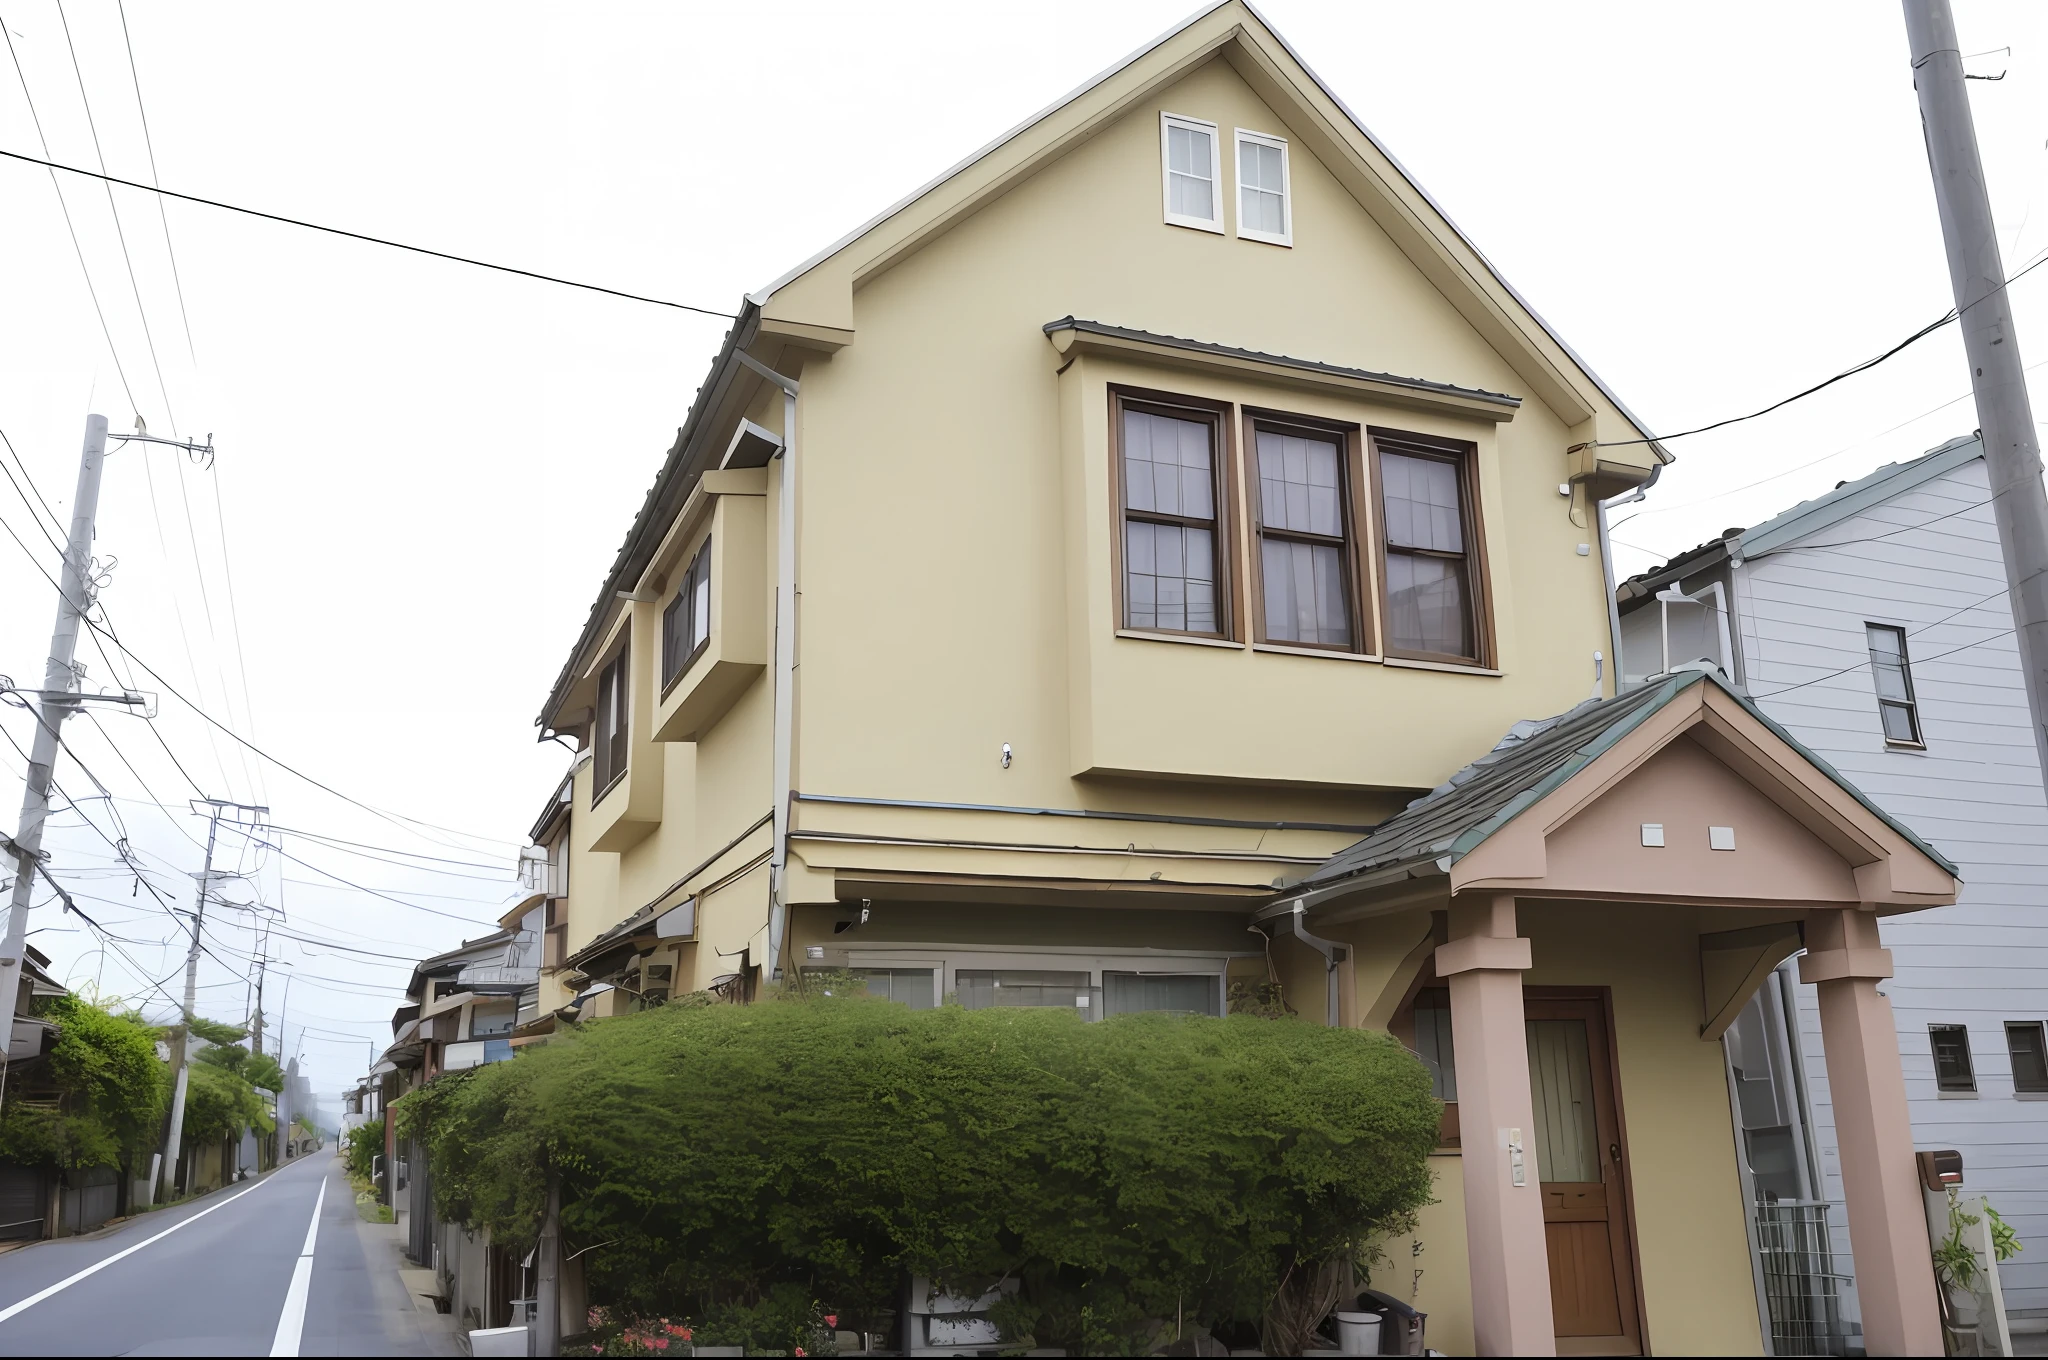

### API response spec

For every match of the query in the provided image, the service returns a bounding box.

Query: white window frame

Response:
[1234,128,1292,247]
[840,946,1240,1018]
[1160,112,1224,234]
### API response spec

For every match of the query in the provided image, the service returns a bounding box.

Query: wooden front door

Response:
[1526,995,1641,1356]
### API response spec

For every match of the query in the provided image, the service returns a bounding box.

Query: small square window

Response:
[1931,1024,1976,1092]
[1160,113,1223,233]
[2008,1022,2048,1094]
[1235,129,1291,246]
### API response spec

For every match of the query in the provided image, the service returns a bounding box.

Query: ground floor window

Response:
[830,952,1235,1020]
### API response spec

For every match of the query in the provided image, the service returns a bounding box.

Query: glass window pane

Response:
[1880,702,1918,743]
[1382,451,1465,552]
[849,968,935,1010]
[1931,1024,1976,1091]
[1127,521,1217,633]
[691,544,713,651]
[1124,411,1212,518]
[1386,552,1470,656]
[2009,1023,2048,1093]
[1103,972,1220,1017]
[1872,662,1910,703]
[1865,624,1904,663]
[955,969,1090,1010]
[1262,538,1350,647]
[1258,432,1343,537]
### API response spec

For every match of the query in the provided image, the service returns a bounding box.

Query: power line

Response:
[250,839,501,927]
[1,14,139,415]
[1749,582,2016,699]
[0,146,737,319]
[113,0,194,362]
[1593,248,2048,450]
[261,823,509,873]
[54,0,177,432]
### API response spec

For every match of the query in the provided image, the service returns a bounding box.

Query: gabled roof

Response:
[541,0,1671,730]
[1619,434,1984,605]
[756,1,1668,453]
[1294,668,1957,894]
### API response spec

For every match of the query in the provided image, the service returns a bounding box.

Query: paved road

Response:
[0,1155,457,1356]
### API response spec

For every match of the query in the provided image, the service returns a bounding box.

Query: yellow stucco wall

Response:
[793,56,1618,812]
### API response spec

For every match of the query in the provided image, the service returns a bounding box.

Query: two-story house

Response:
[524,5,1962,1353]
[1619,434,2048,1352]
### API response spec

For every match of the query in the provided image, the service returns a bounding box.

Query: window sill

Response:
[1164,215,1224,235]
[1883,740,1929,754]
[1115,628,1245,651]
[592,770,628,809]
[660,639,712,701]
[2015,1090,2048,1101]
[1237,229,1291,248]
[1936,1089,1980,1100]
[1253,642,1380,664]
[1384,656,1501,677]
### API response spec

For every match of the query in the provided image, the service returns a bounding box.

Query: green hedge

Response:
[0,995,166,1171]
[398,993,1437,1352]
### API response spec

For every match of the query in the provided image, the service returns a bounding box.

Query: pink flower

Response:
[653,1340,668,1351]
[823,1314,839,1328]
[678,1328,692,1341]
[794,1349,806,1357]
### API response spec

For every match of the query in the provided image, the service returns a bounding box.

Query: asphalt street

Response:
[0,1155,457,1356]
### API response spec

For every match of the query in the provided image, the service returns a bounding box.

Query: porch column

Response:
[1437,893,1554,1357]
[1800,907,1941,1357]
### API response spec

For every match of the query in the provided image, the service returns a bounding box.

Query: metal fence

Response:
[1755,1199,1852,1356]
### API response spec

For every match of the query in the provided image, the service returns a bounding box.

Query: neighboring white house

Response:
[1617,434,2048,1350]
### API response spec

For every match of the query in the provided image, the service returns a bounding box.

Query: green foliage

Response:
[346,1118,384,1182]
[185,1016,248,1047]
[0,995,167,1170]
[1226,980,1292,1020]
[182,1060,271,1144]
[399,993,1439,1344]
[1935,1193,2025,1293]
[194,1043,285,1094]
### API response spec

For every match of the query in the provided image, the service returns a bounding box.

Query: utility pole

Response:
[275,975,292,1169]
[248,927,267,1058]
[1903,0,2048,784]
[158,797,264,1199]
[0,415,109,1052]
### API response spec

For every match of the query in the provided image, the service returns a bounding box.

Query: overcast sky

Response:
[1,0,2042,1109]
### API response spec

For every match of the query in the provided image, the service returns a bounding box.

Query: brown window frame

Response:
[593,642,630,803]
[1109,387,1237,641]
[1369,429,1492,667]
[662,536,713,694]
[1243,410,1371,653]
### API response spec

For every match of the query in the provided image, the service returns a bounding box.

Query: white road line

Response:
[267,1174,328,1358]
[0,1170,282,1324]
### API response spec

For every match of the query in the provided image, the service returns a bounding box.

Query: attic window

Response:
[1235,129,1291,246]
[1160,113,1222,233]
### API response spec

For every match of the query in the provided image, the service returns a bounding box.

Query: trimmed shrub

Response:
[0,995,166,1171]
[399,994,1437,1348]
[345,1118,383,1183]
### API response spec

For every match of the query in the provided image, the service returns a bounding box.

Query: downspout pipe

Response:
[739,349,801,984]
[1597,462,1658,693]
[1284,901,1345,1028]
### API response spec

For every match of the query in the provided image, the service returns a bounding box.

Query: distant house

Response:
[366,894,544,1332]
[1618,435,2048,1349]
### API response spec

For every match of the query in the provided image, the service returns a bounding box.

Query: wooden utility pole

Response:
[1903,0,2048,783]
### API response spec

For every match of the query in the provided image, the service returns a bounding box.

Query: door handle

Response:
[1609,1142,1622,1165]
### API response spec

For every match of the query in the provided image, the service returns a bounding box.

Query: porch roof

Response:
[1292,668,1957,895]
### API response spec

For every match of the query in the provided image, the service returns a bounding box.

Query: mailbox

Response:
[1917,1148,1963,1191]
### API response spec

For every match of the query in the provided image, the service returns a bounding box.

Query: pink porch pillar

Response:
[1800,907,1941,1357]
[1437,893,1555,1357]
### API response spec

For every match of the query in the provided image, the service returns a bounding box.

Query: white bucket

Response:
[1334,1309,1382,1356]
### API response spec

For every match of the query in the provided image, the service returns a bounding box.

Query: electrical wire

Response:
[1592,249,2048,450]
[251,840,500,926]
[0,147,737,319]
[0,14,139,416]
[55,1,177,431]
[260,823,509,873]
[113,0,194,362]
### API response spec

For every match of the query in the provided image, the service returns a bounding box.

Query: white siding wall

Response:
[1731,457,2048,1314]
